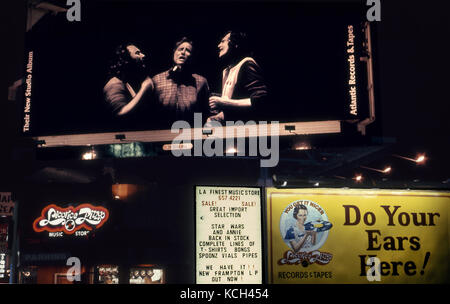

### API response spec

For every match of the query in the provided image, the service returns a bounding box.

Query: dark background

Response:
[0,0,449,289]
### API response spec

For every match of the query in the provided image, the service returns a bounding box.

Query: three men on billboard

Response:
[103,32,268,127]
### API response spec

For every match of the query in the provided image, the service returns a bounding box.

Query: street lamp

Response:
[360,165,392,174]
[415,154,426,164]
[392,153,426,164]
[353,174,363,183]
[382,166,392,173]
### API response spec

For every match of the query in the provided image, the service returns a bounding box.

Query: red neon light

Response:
[33,204,110,235]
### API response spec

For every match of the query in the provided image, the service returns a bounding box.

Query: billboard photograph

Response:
[23,0,370,144]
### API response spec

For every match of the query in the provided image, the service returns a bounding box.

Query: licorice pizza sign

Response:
[33,204,109,237]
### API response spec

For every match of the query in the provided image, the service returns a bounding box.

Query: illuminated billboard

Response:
[266,188,450,284]
[24,0,373,146]
[196,186,262,284]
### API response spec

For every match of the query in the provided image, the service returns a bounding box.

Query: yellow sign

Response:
[266,188,449,284]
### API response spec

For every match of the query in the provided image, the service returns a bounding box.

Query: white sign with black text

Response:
[196,186,262,284]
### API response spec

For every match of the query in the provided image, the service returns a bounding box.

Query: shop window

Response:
[96,265,119,284]
[54,273,74,284]
[129,266,164,284]
[19,265,88,284]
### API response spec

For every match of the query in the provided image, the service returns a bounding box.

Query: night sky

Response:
[375,0,450,179]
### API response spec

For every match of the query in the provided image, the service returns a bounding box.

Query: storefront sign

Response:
[0,192,15,216]
[196,186,262,284]
[266,188,449,284]
[33,204,109,236]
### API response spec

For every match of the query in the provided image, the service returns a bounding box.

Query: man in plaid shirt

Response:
[152,37,210,127]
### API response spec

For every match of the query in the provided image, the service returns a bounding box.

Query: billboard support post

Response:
[357,22,376,135]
